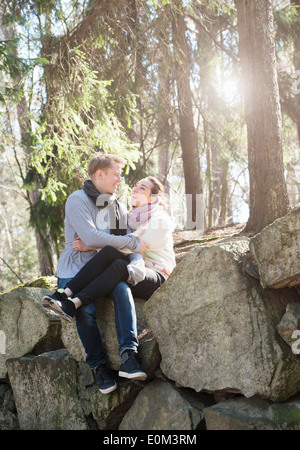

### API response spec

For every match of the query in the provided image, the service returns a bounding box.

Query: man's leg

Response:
[111,282,147,381]
[57,278,117,394]
[111,269,164,354]
[75,303,107,368]
[57,276,106,367]
[111,281,138,355]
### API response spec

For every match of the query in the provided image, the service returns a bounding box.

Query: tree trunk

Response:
[171,3,202,228]
[157,16,172,197]
[218,160,229,226]
[0,2,54,275]
[291,0,300,142]
[235,0,290,233]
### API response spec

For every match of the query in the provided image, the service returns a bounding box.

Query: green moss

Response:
[188,236,219,244]
[25,277,57,289]
[272,402,300,428]
[3,276,57,293]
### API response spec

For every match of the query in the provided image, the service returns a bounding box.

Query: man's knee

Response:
[112,281,131,298]
[113,286,135,316]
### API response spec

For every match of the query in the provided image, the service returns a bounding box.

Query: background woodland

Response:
[0,0,300,291]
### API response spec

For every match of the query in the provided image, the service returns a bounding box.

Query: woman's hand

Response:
[73,237,95,252]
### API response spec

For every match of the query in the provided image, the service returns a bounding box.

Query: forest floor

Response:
[173,222,247,263]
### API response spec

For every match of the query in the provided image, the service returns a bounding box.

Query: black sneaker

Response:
[42,289,75,323]
[94,364,117,394]
[42,288,69,306]
[118,350,147,381]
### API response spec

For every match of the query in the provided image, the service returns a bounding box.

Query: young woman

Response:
[43,176,176,323]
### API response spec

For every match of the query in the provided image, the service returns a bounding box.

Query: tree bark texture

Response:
[235,0,290,232]
[171,4,202,226]
[0,2,54,276]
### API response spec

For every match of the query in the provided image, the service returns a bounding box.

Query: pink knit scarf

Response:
[128,203,159,231]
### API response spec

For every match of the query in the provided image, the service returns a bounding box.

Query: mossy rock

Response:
[4,277,57,294]
[25,277,57,289]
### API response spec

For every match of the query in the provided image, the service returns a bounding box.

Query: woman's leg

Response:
[130,268,165,300]
[42,247,131,321]
[66,246,129,296]
[74,257,130,305]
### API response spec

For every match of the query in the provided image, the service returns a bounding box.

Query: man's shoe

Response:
[94,364,117,394]
[42,289,75,323]
[118,349,147,381]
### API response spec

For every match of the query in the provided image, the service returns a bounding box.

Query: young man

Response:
[43,153,148,394]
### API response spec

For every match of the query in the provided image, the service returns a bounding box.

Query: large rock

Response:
[144,237,300,402]
[0,287,63,379]
[88,380,142,430]
[6,348,146,431]
[249,206,300,289]
[0,383,19,430]
[119,379,213,430]
[204,394,300,430]
[277,302,300,349]
[6,349,89,430]
[0,286,158,381]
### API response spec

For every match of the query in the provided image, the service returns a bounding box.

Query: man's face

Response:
[95,162,122,194]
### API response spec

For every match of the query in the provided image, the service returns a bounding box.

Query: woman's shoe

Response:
[42,289,75,322]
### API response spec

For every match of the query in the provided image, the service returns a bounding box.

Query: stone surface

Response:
[3,215,300,430]
[6,349,88,430]
[0,287,63,379]
[204,394,300,430]
[88,379,142,430]
[144,237,300,402]
[0,383,19,430]
[249,206,300,289]
[119,379,212,430]
[277,302,300,348]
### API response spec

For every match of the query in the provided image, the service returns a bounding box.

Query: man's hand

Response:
[72,237,95,252]
[138,238,150,254]
[136,229,149,254]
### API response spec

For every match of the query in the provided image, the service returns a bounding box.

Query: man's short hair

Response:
[88,153,125,176]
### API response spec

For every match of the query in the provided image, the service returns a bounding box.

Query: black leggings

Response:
[66,245,164,305]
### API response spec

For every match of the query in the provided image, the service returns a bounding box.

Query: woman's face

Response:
[130,178,154,207]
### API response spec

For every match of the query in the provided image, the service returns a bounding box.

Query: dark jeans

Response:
[58,278,138,368]
[66,245,164,305]
[58,246,164,369]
